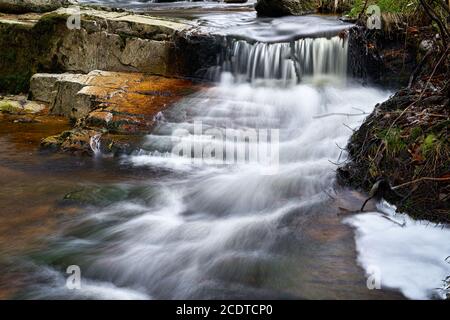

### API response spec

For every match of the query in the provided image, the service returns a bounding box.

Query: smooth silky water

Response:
[0,4,408,299]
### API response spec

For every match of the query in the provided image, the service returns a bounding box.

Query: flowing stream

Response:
[1,4,447,300]
[17,15,405,299]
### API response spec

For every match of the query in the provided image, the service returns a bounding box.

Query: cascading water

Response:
[89,134,102,156]
[23,25,397,299]
[211,36,348,85]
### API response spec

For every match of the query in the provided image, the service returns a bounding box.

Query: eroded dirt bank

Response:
[339,12,449,223]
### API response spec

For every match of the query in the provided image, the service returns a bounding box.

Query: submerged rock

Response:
[255,0,315,17]
[63,185,129,206]
[41,128,101,155]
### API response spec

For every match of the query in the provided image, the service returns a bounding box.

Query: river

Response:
[0,1,448,300]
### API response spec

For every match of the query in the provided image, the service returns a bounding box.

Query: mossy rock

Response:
[41,134,64,149]
[63,185,129,206]
[0,100,22,113]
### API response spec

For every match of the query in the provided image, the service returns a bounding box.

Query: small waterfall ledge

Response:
[208,35,349,85]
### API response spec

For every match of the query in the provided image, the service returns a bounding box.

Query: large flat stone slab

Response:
[55,6,193,33]
[31,70,199,121]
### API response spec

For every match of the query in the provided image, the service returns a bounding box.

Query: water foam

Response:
[345,201,450,300]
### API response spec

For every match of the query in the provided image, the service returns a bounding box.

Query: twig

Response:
[360,196,373,212]
[313,112,368,119]
[322,188,336,200]
[352,107,367,113]
[392,176,450,190]
[329,159,347,166]
[358,0,370,21]
[342,123,356,132]
[335,142,346,151]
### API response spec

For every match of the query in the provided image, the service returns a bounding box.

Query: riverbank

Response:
[338,71,449,223]
[338,6,449,224]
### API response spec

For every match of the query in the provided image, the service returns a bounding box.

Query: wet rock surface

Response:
[0,5,219,93]
[255,0,315,17]
[0,4,218,156]
[0,95,46,114]
[348,25,422,87]
[34,71,202,155]
[347,11,435,87]
[338,9,449,223]
[0,0,71,14]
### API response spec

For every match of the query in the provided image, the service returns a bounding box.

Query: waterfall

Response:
[22,19,399,300]
[210,36,348,85]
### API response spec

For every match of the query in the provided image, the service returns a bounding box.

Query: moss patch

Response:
[348,0,417,18]
[0,100,21,113]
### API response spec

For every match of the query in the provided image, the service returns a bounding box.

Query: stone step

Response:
[32,70,202,155]
[30,70,199,122]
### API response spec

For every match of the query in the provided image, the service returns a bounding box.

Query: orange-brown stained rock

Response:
[84,72,199,119]
[80,72,202,135]
[40,72,203,154]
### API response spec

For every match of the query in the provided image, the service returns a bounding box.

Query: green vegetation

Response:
[376,128,407,156]
[348,0,418,17]
[421,133,437,157]
[339,89,449,222]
